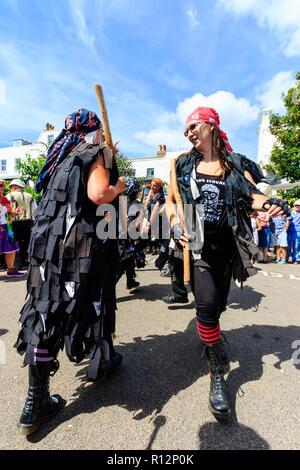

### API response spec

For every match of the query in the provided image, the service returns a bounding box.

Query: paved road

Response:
[0,257,299,450]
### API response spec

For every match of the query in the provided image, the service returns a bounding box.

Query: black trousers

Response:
[171,257,188,299]
[191,237,236,328]
[124,257,135,283]
[12,220,33,267]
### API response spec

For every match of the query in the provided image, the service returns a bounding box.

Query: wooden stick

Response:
[94,84,128,231]
[140,186,145,204]
[94,84,114,152]
[170,158,190,283]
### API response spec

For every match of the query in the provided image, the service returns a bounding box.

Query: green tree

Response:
[16,153,46,183]
[264,72,300,184]
[15,153,46,203]
[115,152,135,177]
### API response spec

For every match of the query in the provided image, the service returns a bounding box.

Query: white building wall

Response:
[0,129,60,180]
[129,148,191,185]
[256,108,276,171]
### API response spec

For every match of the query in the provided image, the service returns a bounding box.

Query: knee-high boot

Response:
[204,342,231,422]
[17,361,62,436]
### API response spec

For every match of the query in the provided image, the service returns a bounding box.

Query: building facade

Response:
[0,125,60,181]
[128,145,190,186]
[256,108,276,171]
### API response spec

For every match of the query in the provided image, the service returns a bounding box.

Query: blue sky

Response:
[0,0,299,161]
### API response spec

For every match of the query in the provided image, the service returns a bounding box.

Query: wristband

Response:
[170,223,184,240]
[262,198,290,216]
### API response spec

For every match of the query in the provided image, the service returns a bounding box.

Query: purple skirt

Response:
[0,224,19,254]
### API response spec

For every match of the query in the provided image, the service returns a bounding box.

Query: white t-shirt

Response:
[0,204,8,225]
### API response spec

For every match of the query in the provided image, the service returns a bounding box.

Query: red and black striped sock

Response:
[197,321,221,345]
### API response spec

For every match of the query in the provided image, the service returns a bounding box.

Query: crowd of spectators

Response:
[250,199,300,264]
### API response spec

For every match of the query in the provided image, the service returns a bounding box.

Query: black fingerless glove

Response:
[262,198,290,216]
[170,223,184,240]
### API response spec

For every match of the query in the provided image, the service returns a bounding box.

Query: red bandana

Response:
[186,107,233,152]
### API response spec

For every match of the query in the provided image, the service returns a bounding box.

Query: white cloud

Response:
[0,81,6,104]
[67,0,96,50]
[216,0,300,57]
[134,90,259,151]
[135,126,187,150]
[184,6,201,29]
[134,71,296,154]
[176,91,259,131]
[255,70,295,113]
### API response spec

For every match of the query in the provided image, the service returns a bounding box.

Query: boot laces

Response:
[204,344,224,376]
[212,371,223,391]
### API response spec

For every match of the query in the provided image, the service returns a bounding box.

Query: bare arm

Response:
[149,201,161,224]
[244,171,287,217]
[165,179,190,247]
[87,153,125,205]
[165,180,179,228]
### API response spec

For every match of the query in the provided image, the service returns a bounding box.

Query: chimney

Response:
[45,123,55,131]
[157,144,166,157]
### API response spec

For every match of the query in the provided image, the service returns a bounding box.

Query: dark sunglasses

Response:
[184,121,204,137]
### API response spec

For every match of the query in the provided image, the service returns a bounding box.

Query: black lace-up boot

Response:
[204,342,231,422]
[17,361,62,436]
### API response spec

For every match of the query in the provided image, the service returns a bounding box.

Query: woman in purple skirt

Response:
[0,179,24,277]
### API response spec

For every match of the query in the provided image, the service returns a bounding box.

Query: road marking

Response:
[258,270,300,280]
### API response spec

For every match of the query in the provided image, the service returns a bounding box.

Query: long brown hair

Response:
[211,123,231,178]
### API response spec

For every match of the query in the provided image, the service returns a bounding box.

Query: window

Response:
[47,134,55,146]
[131,169,136,177]
[147,168,154,177]
[1,160,7,172]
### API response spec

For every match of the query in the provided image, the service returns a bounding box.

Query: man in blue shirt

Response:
[270,213,290,263]
[287,199,300,264]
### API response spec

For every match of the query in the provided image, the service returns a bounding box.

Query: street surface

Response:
[0,256,299,450]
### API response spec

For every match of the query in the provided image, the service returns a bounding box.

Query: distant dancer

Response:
[144,179,165,255]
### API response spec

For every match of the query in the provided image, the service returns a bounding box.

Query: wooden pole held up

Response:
[170,158,190,283]
[94,84,114,152]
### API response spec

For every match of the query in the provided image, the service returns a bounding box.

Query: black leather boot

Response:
[204,342,231,422]
[126,279,140,289]
[160,264,173,277]
[17,361,62,436]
